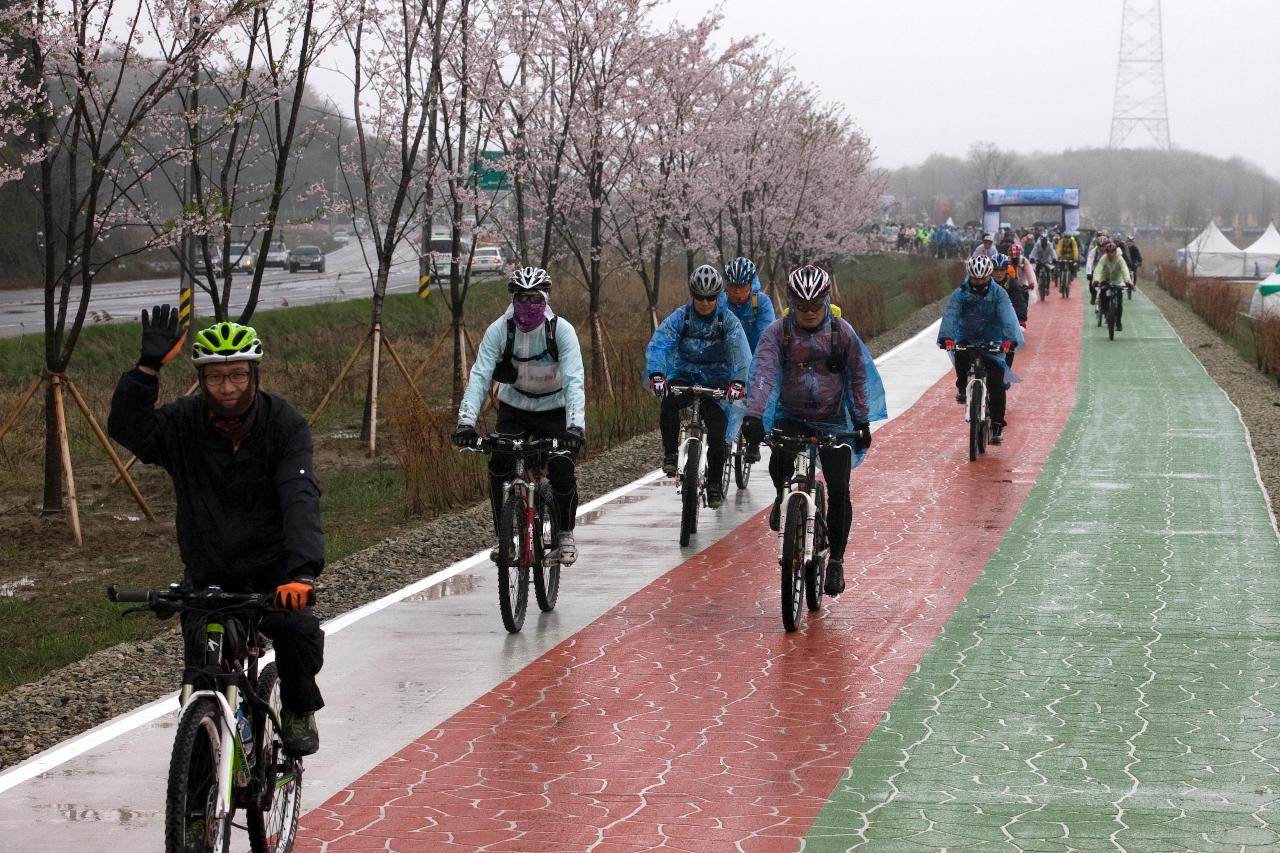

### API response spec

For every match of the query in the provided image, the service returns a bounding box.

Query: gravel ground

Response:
[0,296,950,771]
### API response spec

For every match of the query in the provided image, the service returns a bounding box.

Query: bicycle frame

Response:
[778,443,822,567]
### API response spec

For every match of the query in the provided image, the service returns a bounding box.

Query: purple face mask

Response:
[513,297,547,332]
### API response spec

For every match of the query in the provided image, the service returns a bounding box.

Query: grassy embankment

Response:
[0,253,951,694]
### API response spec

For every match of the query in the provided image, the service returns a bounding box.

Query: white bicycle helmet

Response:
[508,266,552,293]
[688,264,723,298]
[966,255,994,279]
[787,264,831,301]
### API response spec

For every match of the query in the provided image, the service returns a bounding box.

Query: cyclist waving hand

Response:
[740,265,888,597]
[108,311,326,757]
[646,265,752,509]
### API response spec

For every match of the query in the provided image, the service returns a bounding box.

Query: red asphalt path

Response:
[298,296,1084,852]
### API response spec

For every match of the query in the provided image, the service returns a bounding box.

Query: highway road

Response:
[0,238,433,339]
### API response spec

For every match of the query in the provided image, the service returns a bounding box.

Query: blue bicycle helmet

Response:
[723,257,757,285]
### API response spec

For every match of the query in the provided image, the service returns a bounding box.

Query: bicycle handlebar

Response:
[762,430,851,451]
[949,343,1004,353]
[666,382,726,400]
[108,584,276,615]
[463,434,574,455]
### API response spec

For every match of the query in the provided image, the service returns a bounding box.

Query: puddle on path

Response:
[405,572,484,602]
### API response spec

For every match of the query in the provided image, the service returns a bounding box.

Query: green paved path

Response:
[808,291,1280,852]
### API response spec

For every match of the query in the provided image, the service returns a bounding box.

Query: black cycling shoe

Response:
[955,389,966,404]
[662,453,677,477]
[1116,322,1123,332]
[824,558,845,597]
[280,708,319,757]
[706,481,724,509]
[745,442,761,464]
[768,498,781,531]
[990,423,1005,445]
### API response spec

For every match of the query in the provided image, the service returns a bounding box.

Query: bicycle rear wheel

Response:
[805,484,827,612]
[734,441,753,489]
[781,493,807,632]
[679,439,701,547]
[497,493,530,632]
[720,443,732,496]
[247,664,302,853]
[533,495,560,613]
[166,697,232,853]
[968,390,982,462]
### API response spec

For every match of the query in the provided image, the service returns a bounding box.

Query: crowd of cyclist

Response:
[109,213,1148,760]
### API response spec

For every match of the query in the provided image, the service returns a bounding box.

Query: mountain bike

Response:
[1057,260,1075,298]
[668,383,726,547]
[1098,281,1123,340]
[1034,260,1052,295]
[464,435,572,632]
[108,585,303,853]
[950,343,1003,461]
[1037,266,1050,302]
[763,430,847,632]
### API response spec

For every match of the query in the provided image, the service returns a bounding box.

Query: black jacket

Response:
[108,368,324,589]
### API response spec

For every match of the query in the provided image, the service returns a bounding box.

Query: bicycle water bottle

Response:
[237,707,256,769]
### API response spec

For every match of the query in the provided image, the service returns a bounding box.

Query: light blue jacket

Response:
[938,278,1025,350]
[458,306,586,430]
[645,302,751,387]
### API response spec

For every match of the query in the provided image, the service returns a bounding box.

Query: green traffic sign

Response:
[470,150,509,191]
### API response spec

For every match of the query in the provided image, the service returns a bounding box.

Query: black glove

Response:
[451,422,478,448]
[852,421,872,453]
[562,425,584,450]
[138,304,186,370]
[741,415,765,444]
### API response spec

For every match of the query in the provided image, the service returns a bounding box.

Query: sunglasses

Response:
[512,291,545,304]
[692,293,719,303]
[792,297,825,312]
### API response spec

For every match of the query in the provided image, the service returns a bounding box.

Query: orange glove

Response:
[275,577,314,610]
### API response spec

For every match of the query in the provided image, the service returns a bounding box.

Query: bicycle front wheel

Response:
[533,494,560,613]
[497,493,531,632]
[734,440,753,489]
[679,439,701,547]
[968,389,982,462]
[781,493,808,632]
[1107,301,1117,340]
[805,483,827,612]
[166,697,232,853]
[247,663,302,853]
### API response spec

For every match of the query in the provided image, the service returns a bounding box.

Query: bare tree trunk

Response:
[41,384,61,513]
[451,318,469,405]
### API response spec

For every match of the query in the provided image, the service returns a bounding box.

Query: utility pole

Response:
[1109,0,1171,150]
[178,15,199,332]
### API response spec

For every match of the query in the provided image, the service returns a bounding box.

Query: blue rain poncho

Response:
[717,276,776,353]
[743,309,887,466]
[938,278,1025,381]
[645,301,752,421]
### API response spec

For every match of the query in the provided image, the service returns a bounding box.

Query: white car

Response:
[265,240,289,268]
[332,228,349,244]
[470,246,505,275]
[212,243,254,275]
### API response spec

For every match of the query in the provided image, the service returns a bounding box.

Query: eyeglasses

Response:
[792,297,825,312]
[512,291,545,304]
[204,370,252,388]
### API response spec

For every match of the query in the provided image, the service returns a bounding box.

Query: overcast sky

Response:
[659,0,1280,176]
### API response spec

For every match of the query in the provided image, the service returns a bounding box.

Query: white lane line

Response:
[0,319,946,792]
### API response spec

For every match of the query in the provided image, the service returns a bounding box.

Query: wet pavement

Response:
[0,319,952,851]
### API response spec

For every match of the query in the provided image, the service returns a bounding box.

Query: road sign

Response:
[470,151,509,191]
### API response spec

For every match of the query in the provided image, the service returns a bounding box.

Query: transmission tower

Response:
[1109,0,1171,149]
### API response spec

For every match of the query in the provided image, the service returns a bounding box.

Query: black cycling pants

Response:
[767,418,854,560]
[660,392,727,484]
[1099,287,1125,325]
[489,402,578,533]
[954,351,1007,425]
[181,599,325,714]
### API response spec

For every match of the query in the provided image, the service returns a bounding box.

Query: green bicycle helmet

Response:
[191,321,264,364]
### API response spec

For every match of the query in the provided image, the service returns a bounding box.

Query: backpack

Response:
[781,314,847,374]
[491,316,559,390]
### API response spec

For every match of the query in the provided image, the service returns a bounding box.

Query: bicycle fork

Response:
[777,489,817,566]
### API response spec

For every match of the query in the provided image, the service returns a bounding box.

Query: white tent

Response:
[1248,273,1280,318]
[1243,223,1280,278]
[1182,221,1246,277]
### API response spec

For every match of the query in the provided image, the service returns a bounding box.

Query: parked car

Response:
[265,240,289,268]
[212,242,254,275]
[470,246,505,276]
[332,228,349,244]
[288,245,326,273]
